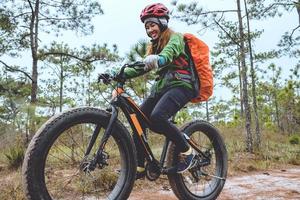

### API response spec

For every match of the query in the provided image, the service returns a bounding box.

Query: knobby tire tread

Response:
[22,107,136,200]
[167,120,228,200]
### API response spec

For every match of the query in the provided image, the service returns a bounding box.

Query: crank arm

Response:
[161,166,177,174]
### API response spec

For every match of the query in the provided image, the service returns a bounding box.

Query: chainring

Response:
[145,161,161,181]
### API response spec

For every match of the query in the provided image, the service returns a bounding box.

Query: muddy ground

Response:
[129,168,300,200]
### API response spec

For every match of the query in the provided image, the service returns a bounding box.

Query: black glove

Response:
[113,72,126,82]
[98,73,111,84]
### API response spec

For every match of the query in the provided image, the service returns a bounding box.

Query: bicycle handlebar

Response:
[118,61,145,78]
[98,61,145,85]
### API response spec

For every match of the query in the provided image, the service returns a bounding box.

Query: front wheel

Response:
[22,107,136,200]
[167,120,228,200]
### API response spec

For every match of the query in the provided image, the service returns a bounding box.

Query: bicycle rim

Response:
[167,121,227,200]
[44,122,127,199]
[181,130,223,198]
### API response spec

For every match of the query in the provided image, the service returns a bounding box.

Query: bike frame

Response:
[88,64,203,174]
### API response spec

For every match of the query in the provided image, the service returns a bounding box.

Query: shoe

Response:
[136,167,146,180]
[177,149,195,173]
[136,170,146,180]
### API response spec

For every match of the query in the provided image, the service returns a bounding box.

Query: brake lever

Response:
[126,61,145,70]
[98,62,145,85]
[98,74,112,84]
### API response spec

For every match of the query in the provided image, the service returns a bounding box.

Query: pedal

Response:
[106,107,112,112]
[161,166,177,174]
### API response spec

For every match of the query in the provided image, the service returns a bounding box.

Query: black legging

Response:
[133,87,194,167]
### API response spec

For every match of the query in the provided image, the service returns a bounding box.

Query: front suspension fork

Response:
[84,106,118,171]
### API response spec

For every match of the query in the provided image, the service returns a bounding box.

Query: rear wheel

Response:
[22,107,136,200]
[167,120,227,200]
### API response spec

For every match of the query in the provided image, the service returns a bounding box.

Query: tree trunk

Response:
[206,101,210,122]
[59,60,63,112]
[31,60,38,103]
[244,0,261,149]
[237,46,244,117]
[28,0,40,137]
[29,0,39,103]
[274,92,283,131]
[87,71,91,106]
[237,0,253,153]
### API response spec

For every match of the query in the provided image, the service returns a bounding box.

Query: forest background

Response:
[0,0,299,199]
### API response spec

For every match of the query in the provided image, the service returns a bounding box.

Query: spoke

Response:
[194,178,200,195]
[59,170,81,187]
[56,137,85,160]
[66,126,87,155]
[48,169,81,197]
[44,121,124,200]
[48,152,73,164]
[202,171,226,180]
[207,179,213,194]
[47,169,81,183]
[81,170,113,200]
[80,124,87,154]
[50,143,78,162]
[181,130,224,197]
[201,178,205,195]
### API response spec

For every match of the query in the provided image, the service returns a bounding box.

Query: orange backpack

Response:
[184,33,213,103]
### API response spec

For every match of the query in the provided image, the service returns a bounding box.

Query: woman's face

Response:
[145,22,161,40]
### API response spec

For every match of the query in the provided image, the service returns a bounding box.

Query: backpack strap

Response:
[184,41,200,98]
[164,70,192,83]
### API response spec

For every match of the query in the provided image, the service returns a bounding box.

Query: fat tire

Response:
[22,107,136,200]
[167,120,227,200]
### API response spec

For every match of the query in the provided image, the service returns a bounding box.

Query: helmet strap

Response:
[158,18,168,32]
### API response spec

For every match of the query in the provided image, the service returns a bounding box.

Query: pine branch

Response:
[213,18,242,48]
[26,0,34,15]
[41,52,115,63]
[260,2,294,16]
[289,25,300,42]
[0,60,33,81]
[198,10,238,15]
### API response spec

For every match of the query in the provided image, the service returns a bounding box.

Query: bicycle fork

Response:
[82,106,118,171]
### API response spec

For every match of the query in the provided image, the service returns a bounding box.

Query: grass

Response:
[0,125,299,199]
[0,170,25,200]
[220,125,300,175]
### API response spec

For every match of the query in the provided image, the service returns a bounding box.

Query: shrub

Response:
[5,145,25,170]
[289,134,300,145]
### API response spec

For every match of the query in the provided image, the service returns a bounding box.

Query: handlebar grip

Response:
[98,62,145,84]
[98,73,112,84]
[132,61,145,67]
[127,61,145,69]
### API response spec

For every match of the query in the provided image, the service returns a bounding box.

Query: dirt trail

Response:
[129,168,300,200]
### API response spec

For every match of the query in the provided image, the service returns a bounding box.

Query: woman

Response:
[123,3,196,178]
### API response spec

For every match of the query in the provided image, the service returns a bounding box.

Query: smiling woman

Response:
[113,2,203,177]
[145,22,161,41]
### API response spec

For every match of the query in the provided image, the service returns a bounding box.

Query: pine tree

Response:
[1,0,103,103]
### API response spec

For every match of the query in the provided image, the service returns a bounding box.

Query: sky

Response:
[67,0,298,56]
[54,0,299,100]
[5,0,298,67]
[54,0,233,53]
[2,0,299,100]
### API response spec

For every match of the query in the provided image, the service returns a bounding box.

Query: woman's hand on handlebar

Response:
[98,73,112,84]
[98,62,145,84]
[98,72,125,85]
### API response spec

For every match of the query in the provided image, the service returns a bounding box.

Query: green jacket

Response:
[124,32,194,96]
